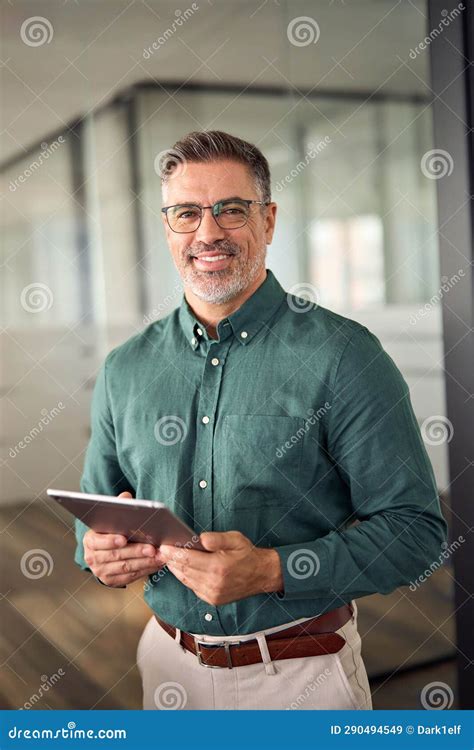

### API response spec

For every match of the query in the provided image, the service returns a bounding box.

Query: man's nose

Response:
[194,207,226,244]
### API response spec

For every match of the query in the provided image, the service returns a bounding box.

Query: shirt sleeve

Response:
[275,325,448,601]
[74,353,133,573]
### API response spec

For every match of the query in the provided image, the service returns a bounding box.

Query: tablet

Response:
[47,488,205,551]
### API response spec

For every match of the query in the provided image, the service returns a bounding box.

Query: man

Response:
[75,130,447,710]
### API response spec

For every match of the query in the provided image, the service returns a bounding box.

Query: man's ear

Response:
[265,202,277,244]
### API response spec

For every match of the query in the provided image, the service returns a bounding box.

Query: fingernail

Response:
[115,536,124,546]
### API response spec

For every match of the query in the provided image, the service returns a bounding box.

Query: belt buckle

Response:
[195,639,240,669]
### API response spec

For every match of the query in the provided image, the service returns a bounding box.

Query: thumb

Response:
[118,491,134,499]
[200,530,245,552]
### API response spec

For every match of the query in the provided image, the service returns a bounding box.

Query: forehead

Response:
[162,159,256,204]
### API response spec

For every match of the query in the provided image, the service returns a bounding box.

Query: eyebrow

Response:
[169,195,245,207]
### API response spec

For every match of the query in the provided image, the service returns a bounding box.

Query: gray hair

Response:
[159,130,272,203]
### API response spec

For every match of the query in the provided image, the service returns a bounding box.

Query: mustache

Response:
[186,240,240,258]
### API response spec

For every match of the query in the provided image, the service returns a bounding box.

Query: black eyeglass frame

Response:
[161,198,270,233]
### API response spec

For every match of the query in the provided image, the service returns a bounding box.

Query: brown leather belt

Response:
[154,603,353,669]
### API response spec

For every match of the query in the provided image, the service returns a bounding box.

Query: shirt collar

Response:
[178,269,286,350]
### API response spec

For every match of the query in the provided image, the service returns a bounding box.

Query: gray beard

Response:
[180,247,267,304]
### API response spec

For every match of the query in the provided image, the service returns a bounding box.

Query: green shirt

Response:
[75,269,447,635]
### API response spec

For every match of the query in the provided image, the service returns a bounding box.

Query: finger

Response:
[85,531,128,551]
[159,546,210,571]
[98,558,165,579]
[92,544,159,565]
[166,562,203,589]
[199,530,245,552]
[100,564,161,587]
[118,491,134,499]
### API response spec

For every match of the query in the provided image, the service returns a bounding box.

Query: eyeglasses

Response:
[161,198,270,233]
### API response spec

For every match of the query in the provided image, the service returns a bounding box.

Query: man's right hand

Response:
[83,491,165,587]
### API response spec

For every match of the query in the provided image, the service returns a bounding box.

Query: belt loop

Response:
[174,626,185,652]
[256,633,277,676]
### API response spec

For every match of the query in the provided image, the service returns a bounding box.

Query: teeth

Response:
[195,255,229,262]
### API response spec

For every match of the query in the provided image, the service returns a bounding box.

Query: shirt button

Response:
[202,415,210,424]
[240,331,248,339]
[204,613,213,622]
[199,479,208,489]
[196,327,203,336]
[191,337,197,346]
[211,357,220,366]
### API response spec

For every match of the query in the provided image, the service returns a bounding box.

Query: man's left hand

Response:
[158,531,284,606]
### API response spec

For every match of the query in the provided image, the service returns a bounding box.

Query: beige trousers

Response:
[136,600,372,710]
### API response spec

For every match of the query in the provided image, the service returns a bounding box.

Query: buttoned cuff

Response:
[274,541,330,600]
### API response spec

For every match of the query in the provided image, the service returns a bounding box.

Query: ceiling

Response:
[1,0,430,165]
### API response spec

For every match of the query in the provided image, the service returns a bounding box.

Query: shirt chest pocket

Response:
[219,414,311,510]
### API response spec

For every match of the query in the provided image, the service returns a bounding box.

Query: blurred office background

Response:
[1,0,471,710]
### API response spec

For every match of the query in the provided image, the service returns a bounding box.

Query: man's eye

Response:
[177,209,199,219]
[222,207,245,215]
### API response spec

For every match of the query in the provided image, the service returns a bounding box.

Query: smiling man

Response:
[75,130,447,710]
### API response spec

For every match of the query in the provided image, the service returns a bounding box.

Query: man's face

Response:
[162,159,276,304]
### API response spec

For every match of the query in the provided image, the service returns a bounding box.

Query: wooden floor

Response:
[0,499,458,710]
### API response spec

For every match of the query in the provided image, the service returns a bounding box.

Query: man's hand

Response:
[159,530,284,606]
[83,491,165,587]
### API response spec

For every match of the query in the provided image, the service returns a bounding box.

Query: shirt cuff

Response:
[274,541,330,600]
[93,574,127,589]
